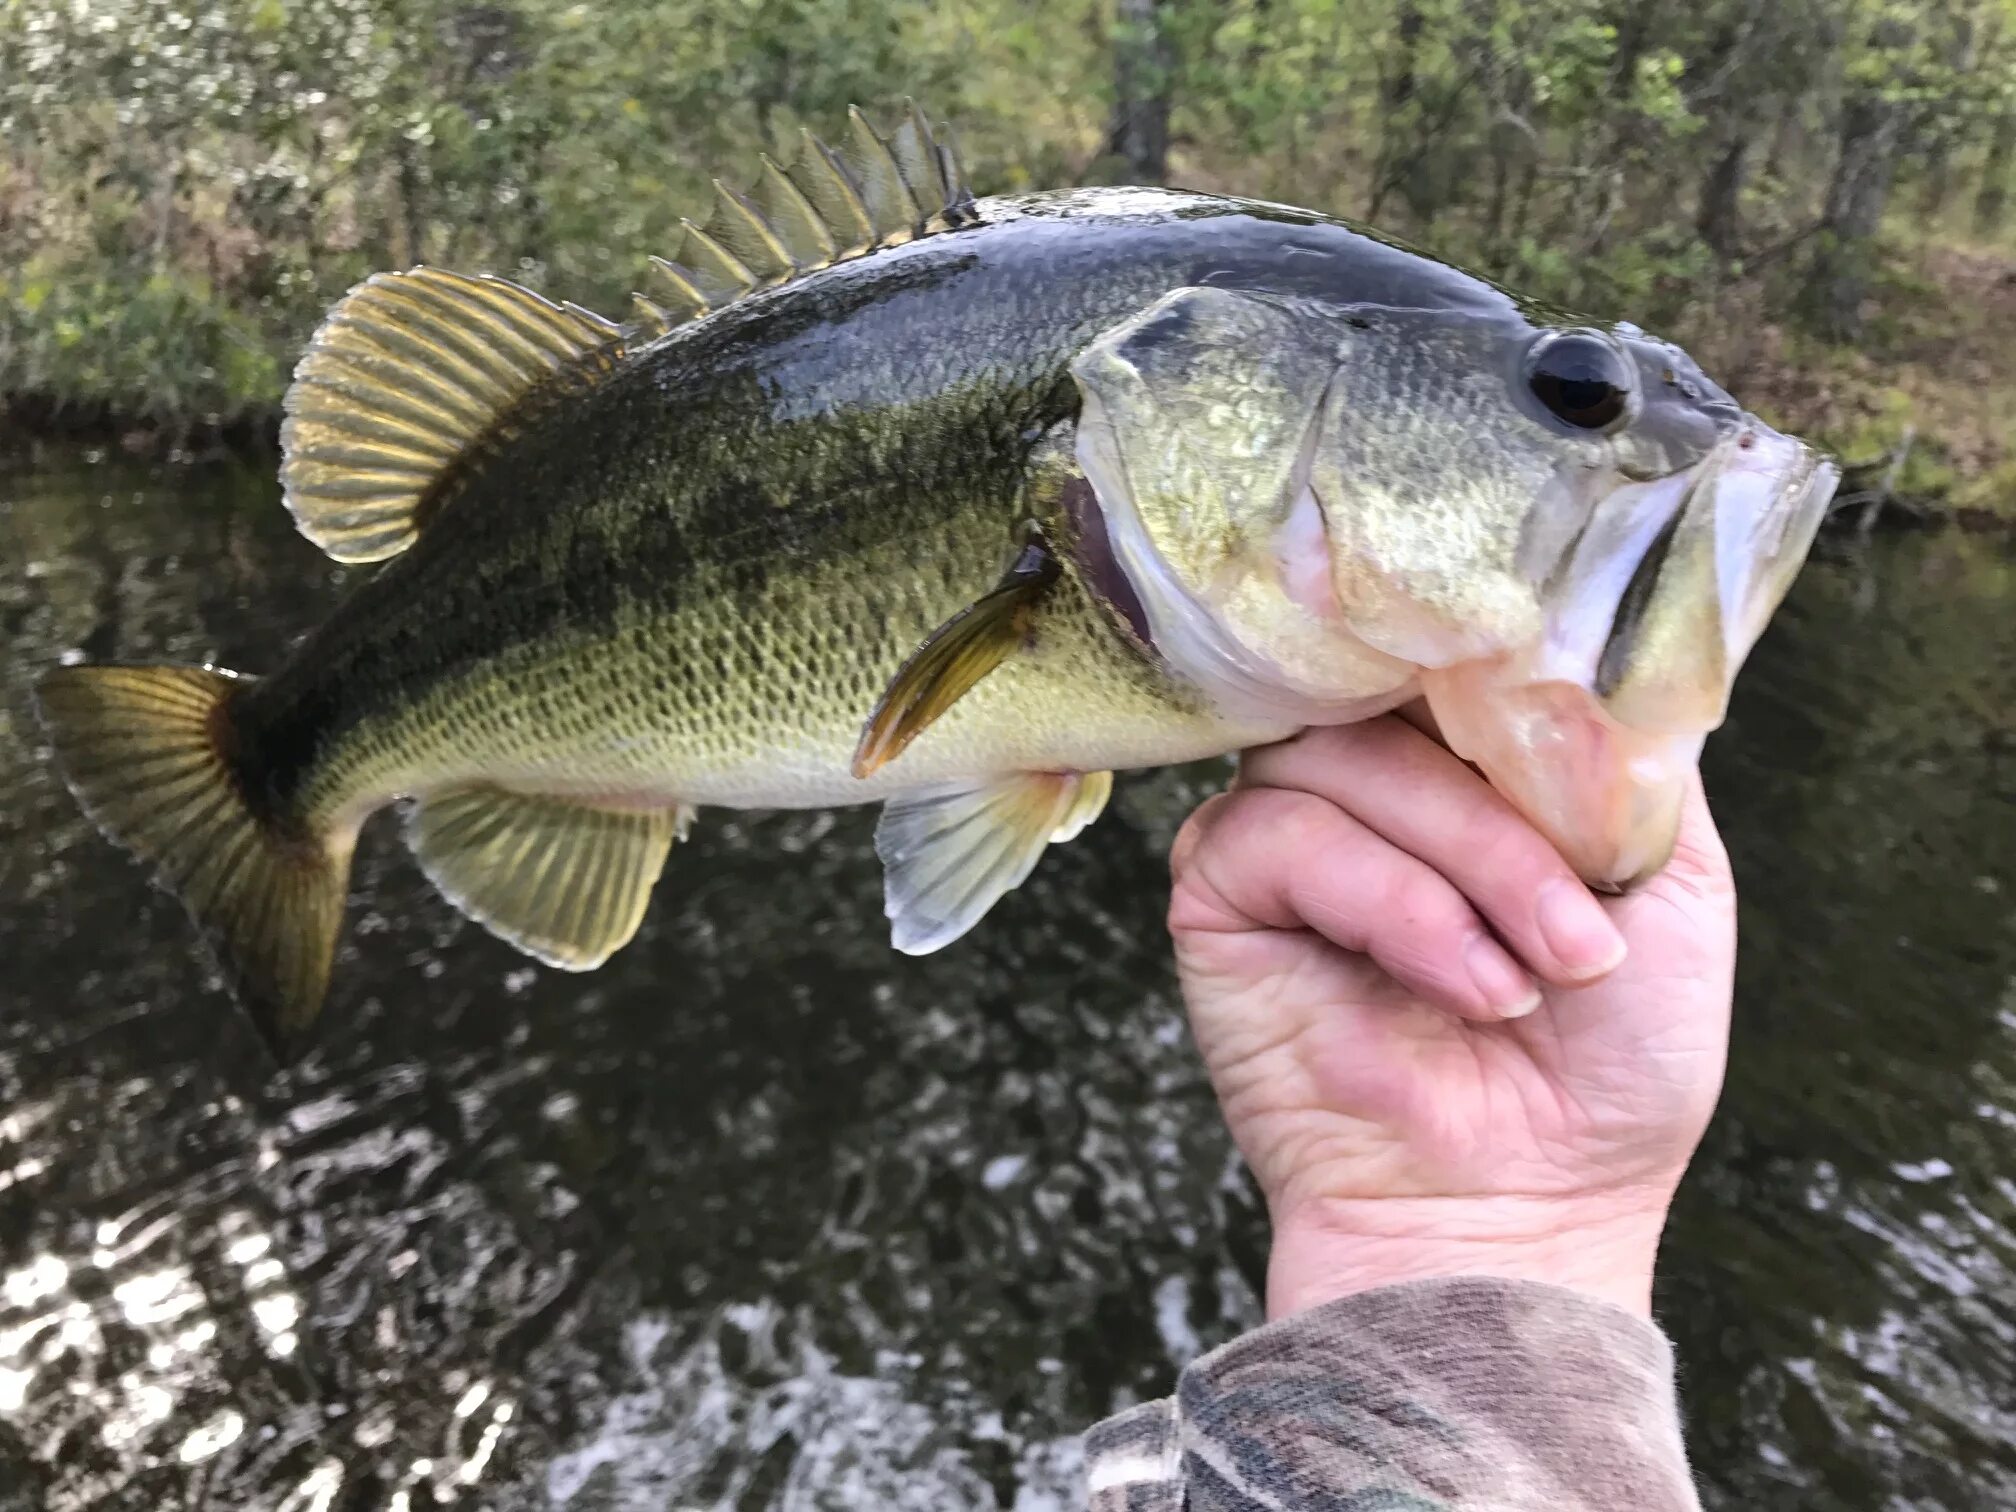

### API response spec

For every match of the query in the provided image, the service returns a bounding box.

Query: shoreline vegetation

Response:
[4,0,2014,523]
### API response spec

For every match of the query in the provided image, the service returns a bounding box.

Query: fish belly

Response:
[324,548,1284,823]
[439,592,1278,813]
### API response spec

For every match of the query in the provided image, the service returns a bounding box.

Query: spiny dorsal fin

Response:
[280,267,625,562]
[890,101,955,221]
[789,128,877,256]
[843,105,925,240]
[631,100,975,342]
[755,154,838,265]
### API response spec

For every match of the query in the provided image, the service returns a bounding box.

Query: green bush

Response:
[1,0,2012,445]
[1,258,283,430]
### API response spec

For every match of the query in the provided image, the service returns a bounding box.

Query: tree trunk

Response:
[1485,126,1513,245]
[394,137,428,268]
[1806,84,1906,340]
[1366,4,1427,223]
[1110,0,1173,184]
[1697,137,1749,258]
[1918,140,1953,215]
[1386,3,1423,111]
[1977,112,2016,233]
[1607,0,1654,103]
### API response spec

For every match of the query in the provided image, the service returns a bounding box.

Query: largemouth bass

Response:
[37,106,1837,1048]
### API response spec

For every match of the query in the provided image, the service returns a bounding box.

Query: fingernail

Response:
[1465,933,1543,1018]
[1537,880,1628,980]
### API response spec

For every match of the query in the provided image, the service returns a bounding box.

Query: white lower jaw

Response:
[1422,660,1704,888]
[1074,398,1410,726]
[1710,434,1838,666]
[1423,425,1836,888]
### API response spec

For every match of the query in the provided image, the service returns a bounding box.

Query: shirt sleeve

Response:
[1083,1275,1702,1512]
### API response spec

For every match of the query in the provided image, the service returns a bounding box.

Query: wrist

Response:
[1266,1189,1672,1321]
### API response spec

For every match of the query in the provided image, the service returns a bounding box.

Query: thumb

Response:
[1648,771,1735,909]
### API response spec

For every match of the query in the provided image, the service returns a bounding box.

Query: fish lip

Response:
[1703,419,1838,662]
[1582,418,1837,735]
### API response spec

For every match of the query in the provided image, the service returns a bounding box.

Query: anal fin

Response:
[408,787,688,969]
[876,770,1113,954]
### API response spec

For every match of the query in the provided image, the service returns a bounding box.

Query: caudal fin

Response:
[35,664,352,1050]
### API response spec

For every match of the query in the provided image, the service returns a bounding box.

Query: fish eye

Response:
[1524,331,1634,432]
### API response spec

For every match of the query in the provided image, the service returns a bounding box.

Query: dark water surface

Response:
[1,445,2012,1510]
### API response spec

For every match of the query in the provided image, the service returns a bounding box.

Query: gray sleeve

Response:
[1084,1276,1701,1511]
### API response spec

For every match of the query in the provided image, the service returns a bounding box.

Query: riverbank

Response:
[1706,242,2016,527]
[7,238,2014,529]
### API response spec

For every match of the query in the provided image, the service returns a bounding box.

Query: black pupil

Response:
[1529,339,1628,428]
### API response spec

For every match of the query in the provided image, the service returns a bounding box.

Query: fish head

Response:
[1071,287,1838,888]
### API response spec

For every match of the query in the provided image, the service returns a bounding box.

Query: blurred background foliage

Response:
[3,0,2014,507]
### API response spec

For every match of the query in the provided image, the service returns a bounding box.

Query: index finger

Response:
[1237,719,1629,987]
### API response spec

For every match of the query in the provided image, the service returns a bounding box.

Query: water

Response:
[0,444,2011,1511]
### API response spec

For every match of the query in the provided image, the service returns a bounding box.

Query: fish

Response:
[35,103,1838,1049]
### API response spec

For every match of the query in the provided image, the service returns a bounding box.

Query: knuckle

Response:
[1231,738,1297,790]
[1655,827,1736,908]
[1168,792,1232,882]
[1239,720,1383,784]
[1215,787,1329,860]
[1383,866,1463,933]
[1169,787,1315,882]
[1462,809,1565,891]
[1665,808,1734,898]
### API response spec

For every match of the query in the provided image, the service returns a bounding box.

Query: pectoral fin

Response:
[851,532,1061,778]
[407,786,691,969]
[877,770,1113,954]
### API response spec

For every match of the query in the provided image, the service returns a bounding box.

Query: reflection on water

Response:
[0,445,2011,1510]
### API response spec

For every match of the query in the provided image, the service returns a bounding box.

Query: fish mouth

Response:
[1510,426,1838,727]
[1421,422,1839,888]
[1079,381,1838,889]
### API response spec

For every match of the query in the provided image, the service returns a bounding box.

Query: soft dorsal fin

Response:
[634,100,975,340]
[280,268,626,563]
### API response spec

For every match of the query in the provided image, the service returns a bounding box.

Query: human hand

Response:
[1168,713,1735,1320]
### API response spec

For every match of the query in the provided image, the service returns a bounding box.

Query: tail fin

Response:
[35,664,351,1051]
